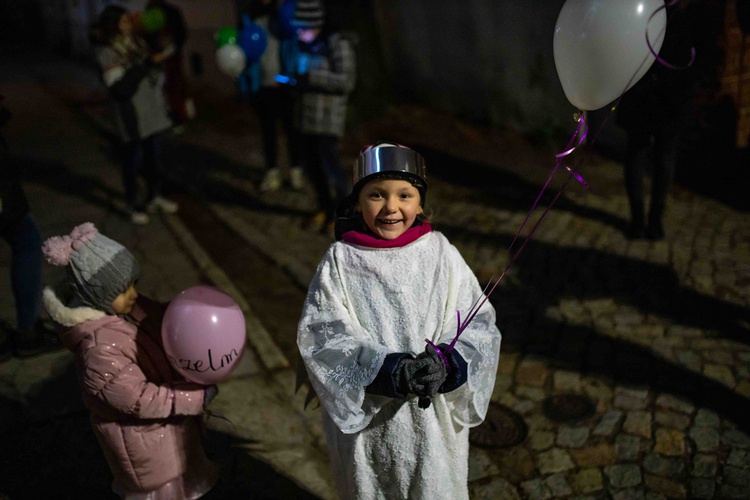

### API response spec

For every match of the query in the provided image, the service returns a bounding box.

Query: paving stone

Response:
[615,435,642,461]
[703,364,736,387]
[643,474,687,499]
[643,453,686,477]
[593,410,623,436]
[723,465,750,487]
[691,454,717,477]
[727,448,750,468]
[694,409,720,428]
[605,464,643,489]
[654,394,694,414]
[520,478,552,499]
[570,443,617,468]
[723,429,750,448]
[611,488,646,500]
[468,449,500,482]
[515,385,546,402]
[553,370,581,392]
[525,414,554,431]
[537,448,576,475]
[704,349,734,365]
[736,380,750,398]
[614,392,649,411]
[719,483,750,499]
[689,478,716,499]
[676,350,702,371]
[623,411,652,439]
[690,426,720,452]
[654,410,691,431]
[571,468,604,494]
[470,476,522,500]
[653,428,687,456]
[545,473,573,497]
[512,399,536,415]
[516,358,549,387]
[530,430,555,451]
[557,426,590,448]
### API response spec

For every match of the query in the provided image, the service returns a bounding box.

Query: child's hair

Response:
[42,222,140,315]
[90,5,128,46]
[334,141,429,240]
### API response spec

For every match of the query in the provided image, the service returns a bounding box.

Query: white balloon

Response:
[553,0,666,111]
[215,44,246,78]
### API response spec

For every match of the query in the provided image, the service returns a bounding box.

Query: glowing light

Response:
[212,315,218,324]
[637,3,644,14]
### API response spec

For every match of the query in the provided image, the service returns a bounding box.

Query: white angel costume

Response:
[297,230,502,500]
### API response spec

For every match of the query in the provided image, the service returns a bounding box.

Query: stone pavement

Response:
[2,46,750,499]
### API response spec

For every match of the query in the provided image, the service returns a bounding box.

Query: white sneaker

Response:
[147,196,179,214]
[130,211,150,225]
[290,166,305,190]
[260,168,282,192]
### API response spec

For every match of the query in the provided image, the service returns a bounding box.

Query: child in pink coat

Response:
[41,222,219,499]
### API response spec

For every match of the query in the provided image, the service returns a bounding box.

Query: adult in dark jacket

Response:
[91,5,179,225]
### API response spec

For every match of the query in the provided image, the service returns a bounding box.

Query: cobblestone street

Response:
[1,46,749,499]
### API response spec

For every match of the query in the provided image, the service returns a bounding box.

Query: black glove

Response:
[365,352,431,399]
[203,385,219,408]
[412,344,449,397]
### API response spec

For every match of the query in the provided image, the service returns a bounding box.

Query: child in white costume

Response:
[297,142,502,499]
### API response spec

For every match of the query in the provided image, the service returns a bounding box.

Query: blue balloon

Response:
[238,21,268,62]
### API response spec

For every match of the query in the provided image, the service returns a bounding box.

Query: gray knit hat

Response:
[42,222,140,315]
[292,0,325,29]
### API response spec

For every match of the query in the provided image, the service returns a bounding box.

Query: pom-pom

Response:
[70,222,98,250]
[42,235,74,266]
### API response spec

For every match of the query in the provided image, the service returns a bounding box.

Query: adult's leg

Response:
[278,87,302,168]
[122,141,142,211]
[5,214,42,332]
[255,87,279,170]
[302,134,336,219]
[647,127,679,239]
[623,129,651,238]
[318,135,347,210]
[141,134,164,203]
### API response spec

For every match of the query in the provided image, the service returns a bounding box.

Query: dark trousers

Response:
[1,214,42,331]
[301,134,347,220]
[253,87,301,170]
[123,134,163,210]
[623,126,679,228]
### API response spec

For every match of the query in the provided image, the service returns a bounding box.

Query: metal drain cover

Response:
[469,403,528,448]
[542,393,596,423]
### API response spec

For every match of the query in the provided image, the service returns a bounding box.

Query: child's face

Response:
[296,28,321,44]
[357,179,422,240]
[112,284,138,315]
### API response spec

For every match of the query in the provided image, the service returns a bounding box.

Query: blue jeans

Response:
[1,214,42,331]
[123,134,164,210]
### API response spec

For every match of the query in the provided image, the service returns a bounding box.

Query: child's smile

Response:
[357,179,422,240]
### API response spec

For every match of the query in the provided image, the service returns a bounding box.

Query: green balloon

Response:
[214,27,238,48]
[142,8,166,33]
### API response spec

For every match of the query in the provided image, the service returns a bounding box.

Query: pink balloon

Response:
[162,286,247,385]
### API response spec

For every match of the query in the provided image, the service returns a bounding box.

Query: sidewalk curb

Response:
[162,213,290,372]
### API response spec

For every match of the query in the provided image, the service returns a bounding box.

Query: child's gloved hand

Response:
[413,344,449,397]
[203,385,219,408]
[394,356,433,397]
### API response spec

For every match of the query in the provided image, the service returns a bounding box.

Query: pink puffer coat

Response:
[43,289,217,495]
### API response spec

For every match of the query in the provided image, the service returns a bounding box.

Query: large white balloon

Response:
[215,44,246,78]
[553,0,666,111]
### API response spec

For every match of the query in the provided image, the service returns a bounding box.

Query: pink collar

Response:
[341,223,432,248]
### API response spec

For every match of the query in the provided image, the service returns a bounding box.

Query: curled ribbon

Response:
[646,0,696,70]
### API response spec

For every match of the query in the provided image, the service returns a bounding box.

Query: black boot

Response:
[11,321,62,358]
[0,323,12,362]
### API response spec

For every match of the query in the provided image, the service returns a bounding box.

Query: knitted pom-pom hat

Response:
[292,0,325,30]
[42,223,140,315]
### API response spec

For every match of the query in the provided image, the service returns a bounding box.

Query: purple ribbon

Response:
[647,0,696,70]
